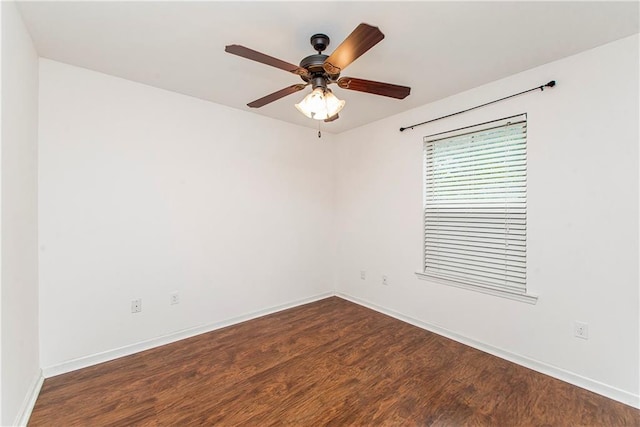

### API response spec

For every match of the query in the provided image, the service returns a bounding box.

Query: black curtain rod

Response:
[399,80,556,132]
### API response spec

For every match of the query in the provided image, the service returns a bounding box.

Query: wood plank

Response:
[29,297,639,426]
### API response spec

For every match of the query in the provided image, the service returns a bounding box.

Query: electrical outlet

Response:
[131,299,142,313]
[574,321,588,339]
[382,275,388,286]
[360,271,366,280]
[170,292,180,305]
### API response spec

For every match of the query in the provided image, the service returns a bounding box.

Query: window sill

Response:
[415,272,538,305]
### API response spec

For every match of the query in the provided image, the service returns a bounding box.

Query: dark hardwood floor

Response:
[29,297,639,426]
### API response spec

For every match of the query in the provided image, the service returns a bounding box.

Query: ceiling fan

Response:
[225,23,411,122]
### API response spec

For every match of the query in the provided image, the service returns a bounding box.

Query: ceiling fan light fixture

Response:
[295,87,345,121]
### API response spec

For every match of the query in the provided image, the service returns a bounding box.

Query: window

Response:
[416,114,536,303]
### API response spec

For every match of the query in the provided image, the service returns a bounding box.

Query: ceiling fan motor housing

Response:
[300,53,339,84]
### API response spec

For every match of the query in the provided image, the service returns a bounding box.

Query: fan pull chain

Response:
[318,121,321,138]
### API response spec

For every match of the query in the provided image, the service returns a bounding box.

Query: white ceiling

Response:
[17,1,639,134]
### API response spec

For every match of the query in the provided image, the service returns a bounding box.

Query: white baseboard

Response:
[336,292,640,409]
[14,369,44,427]
[42,292,333,378]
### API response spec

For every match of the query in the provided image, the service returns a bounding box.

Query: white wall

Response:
[334,35,639,407]
[38,59,335,371]
[1,1,41,425]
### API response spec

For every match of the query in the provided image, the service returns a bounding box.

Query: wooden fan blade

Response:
[247,84,308,108]
[324,114,339,123]
[337,77,411,99]
[323,24,384,75]
[225,45,310,78]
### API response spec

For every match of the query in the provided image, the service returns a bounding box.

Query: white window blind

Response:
[422,115,527,297]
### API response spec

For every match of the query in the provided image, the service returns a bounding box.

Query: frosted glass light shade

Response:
[295,87,345,120]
